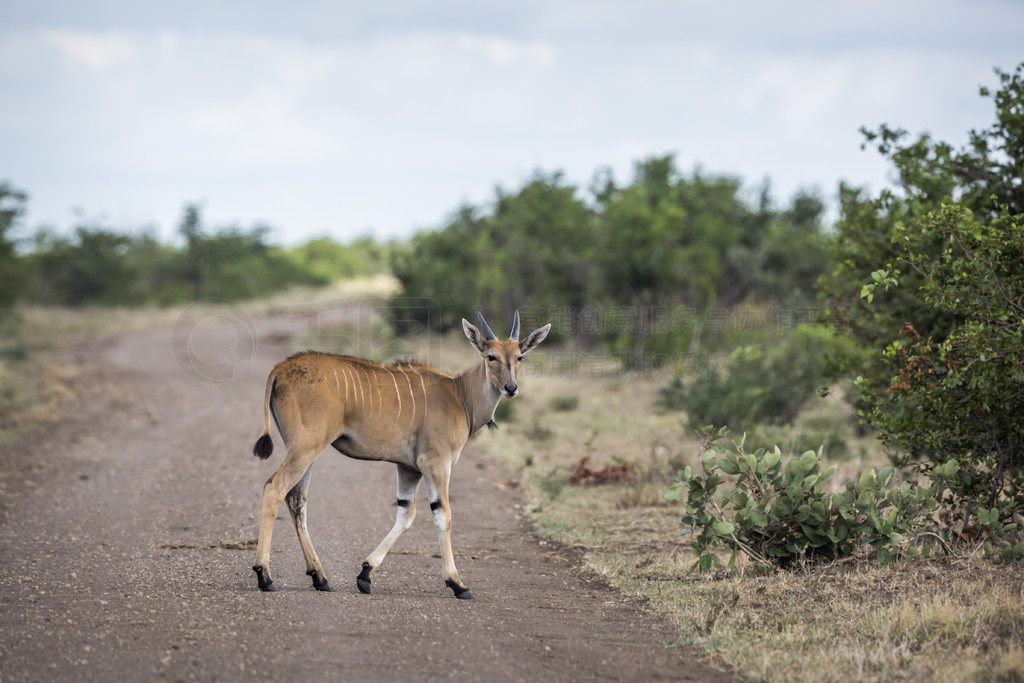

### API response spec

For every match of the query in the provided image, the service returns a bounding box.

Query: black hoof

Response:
[307,569,332,592]
[446,579,475,600]
[357,562,373,595]
[253,565,276,592]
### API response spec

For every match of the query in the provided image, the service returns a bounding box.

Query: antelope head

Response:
[462,311,551,398]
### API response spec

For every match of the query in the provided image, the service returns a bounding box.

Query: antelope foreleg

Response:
[358,464,422,595]
[253,446,321,592]
[424,464,474,600]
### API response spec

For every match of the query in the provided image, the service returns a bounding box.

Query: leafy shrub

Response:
[0,182,27,315]
[743,425,851,463]
[287,236,390,281]
[550,395,580,412]
[665,429,958,573]
[857,205,1024,554]
[493,398,516,423]
[819,64,1024,561]
[657,325,859,429]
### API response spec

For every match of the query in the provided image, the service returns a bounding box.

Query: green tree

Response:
[821,64,1024,357]
[175,204,324,302]
[756,190,830,304]
[390,172,596,334]
[288,236,390,281]
[390,204,492,332]
[28,225,141,307]
[859,205,1023,549]
[594,157,786,366]
[0,182,27,315]
[128,232,191,305]
[823,63,1024,551]
[820,64,1024,419]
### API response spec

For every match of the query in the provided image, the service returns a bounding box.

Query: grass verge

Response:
[469,346,1024,682]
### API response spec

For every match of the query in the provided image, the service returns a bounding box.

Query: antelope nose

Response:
[504,383,518,397]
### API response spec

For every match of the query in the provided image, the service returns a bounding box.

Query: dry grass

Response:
[598,555,1024,682]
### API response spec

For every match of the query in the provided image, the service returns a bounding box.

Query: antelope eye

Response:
[487,354,497,362]
[517,355,524,362]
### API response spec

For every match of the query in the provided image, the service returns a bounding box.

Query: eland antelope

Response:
[251,311,550,599]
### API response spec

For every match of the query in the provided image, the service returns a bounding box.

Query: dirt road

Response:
[0,306,729,681]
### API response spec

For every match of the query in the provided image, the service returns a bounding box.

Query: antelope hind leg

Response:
[253,443,321,592]
[286,467,332,591]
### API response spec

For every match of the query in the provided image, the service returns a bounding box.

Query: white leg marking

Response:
[365,467,421,567]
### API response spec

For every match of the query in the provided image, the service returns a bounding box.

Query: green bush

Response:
[549,395,580,412]
[857,204,1024,556]
[657,324,860,429]
[665,429,957,572]
[0,182,27,316]
[820,64,1024,557]
[743,425,851,463]
[493,399,516,423]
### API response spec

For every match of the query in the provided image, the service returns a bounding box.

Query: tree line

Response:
[391,158,830,363]
[0,197,390,313]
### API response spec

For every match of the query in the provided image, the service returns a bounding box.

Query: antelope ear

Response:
[519,324,551,355]
[462,318,487,353]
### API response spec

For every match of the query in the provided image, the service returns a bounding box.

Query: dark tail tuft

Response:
[253,434,274,460]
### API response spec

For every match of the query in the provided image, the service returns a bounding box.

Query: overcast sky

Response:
[2,1,1022,245]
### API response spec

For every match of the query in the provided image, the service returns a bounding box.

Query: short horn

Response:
[476,311,497,341]
[510,310,521,341]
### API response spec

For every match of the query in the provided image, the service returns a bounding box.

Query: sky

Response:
[1,1,1022,245]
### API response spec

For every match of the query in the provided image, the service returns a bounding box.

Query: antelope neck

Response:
[454,361,501,437]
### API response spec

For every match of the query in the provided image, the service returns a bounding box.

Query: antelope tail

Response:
[252,375,276,460]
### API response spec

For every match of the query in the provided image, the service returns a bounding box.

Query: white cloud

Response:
[1,1,1022,242]
[744,59,854,131]
[455,34,555,68]
[40,29,137,73]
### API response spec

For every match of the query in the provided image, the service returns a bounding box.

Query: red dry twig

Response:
[568,456,635,485]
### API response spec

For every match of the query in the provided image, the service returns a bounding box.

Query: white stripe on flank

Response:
[387,368,402,418]
[333,369,339,391]
[373,368,383,416]
[355,366,365,405]
[402,369,416,425]
[411,366,428,419]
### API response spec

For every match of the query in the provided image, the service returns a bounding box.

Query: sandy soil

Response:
[0,307,730,681]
